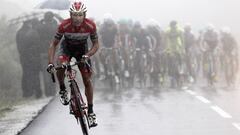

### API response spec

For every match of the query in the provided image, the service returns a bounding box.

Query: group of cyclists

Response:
[41,0,238,129]
[91,15,239,89]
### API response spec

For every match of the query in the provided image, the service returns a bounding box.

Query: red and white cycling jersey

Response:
[55,18,98,45]
[55,18,98,67]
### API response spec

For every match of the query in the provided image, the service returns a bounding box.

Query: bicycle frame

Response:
[223,52,236,86]
[51,60,90,135]
[204,50,215,86]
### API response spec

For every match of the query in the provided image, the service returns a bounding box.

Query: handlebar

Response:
[49,59,91,83]
[55,59,90,70]
[51,73,55,83]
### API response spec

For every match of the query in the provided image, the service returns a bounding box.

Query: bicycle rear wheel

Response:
[207,55,215,86]
[224,56,234,86]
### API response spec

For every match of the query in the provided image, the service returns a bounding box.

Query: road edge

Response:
[16,96,56,135]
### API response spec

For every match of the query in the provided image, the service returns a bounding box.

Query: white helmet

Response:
[69,1,87,14]
[147,18,161,30]
[206,23,215,31]
[147,19,160,26]
[221,27,231,34]
[103,13,113,23]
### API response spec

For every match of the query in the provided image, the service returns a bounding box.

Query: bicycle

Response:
[167,52,184,88]
[49,60,91,135]
[203,50,216,86]
[101,47,120,90]
[134,47,148,88]
[223,51,238,86]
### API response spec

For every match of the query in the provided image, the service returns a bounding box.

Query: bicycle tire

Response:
[209,57,214,86]
[224,55,234,86]
[70,80,90,135]
[78,114,90,135]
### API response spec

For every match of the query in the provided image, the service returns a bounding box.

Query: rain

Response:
[0,0,240,135]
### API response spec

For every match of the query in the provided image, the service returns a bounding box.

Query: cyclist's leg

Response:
[78,63,94,112]
[56,55,70,89]
[56,41,71,90]
[56,52,70,105]
[212,50,217,76]
[234,52,239,73]
[56,56,69,105]
[79,64,98,127]
[168,54,175,88]
[98,48,106,79]
[230,53,236,84]
[202,51,208,78]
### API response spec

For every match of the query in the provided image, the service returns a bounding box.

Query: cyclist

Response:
[183,23,196,82]
[117,19,132,79]
[130,21,150,52]
[220,27,238,61]
[220,27,239,83]
[165,20,185,60]
[130,21,149,87]
[98,13,120,83]
[47,1,99,127]
[202,24,219,81]
[165,20,185,88]
[146,19,164,87]
[99,13,118,49]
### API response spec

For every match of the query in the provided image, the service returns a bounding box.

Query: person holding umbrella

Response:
[47,0,99,127]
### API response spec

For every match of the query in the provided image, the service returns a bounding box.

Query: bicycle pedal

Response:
[69,110,74,115]
[88,113,98,128]
[89,122,98,128]
[60,98,69,105]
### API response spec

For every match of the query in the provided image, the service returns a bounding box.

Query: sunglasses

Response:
[71,12,84,16]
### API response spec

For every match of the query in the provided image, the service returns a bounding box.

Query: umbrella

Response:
[37,0,70,10]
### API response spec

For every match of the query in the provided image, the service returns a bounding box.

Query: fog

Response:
[1,0,240,133]
[1,0,239,37]
[87,0,240,38]
[0,0,240,98]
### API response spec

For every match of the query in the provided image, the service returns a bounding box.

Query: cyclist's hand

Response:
[47,63,55,73]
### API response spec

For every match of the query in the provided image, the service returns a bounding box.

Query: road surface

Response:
[20,85,240,135]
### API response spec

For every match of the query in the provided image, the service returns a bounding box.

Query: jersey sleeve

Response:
[90,22,98,41]
[54,23,64,40]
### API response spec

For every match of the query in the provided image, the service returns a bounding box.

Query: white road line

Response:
[211,106,232,118]
[185,90,196,95]
[233,123,240,131]
[195,96,211,104]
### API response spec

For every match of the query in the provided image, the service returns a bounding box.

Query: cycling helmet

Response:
[147,19,160,27]
[103,13,114,23]
[133,21,141,28]
[206,23,215,31]
[221,27,231,34]
[118,18,128,25]
[184,23,192,31]
[69,1,87,14]
[146,18,161,31]
[170,20,177,27]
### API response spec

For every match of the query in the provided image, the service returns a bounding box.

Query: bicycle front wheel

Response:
[70,80,90,135]
[78,113,90,135]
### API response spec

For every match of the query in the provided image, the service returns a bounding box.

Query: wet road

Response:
[20,85,240,135]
